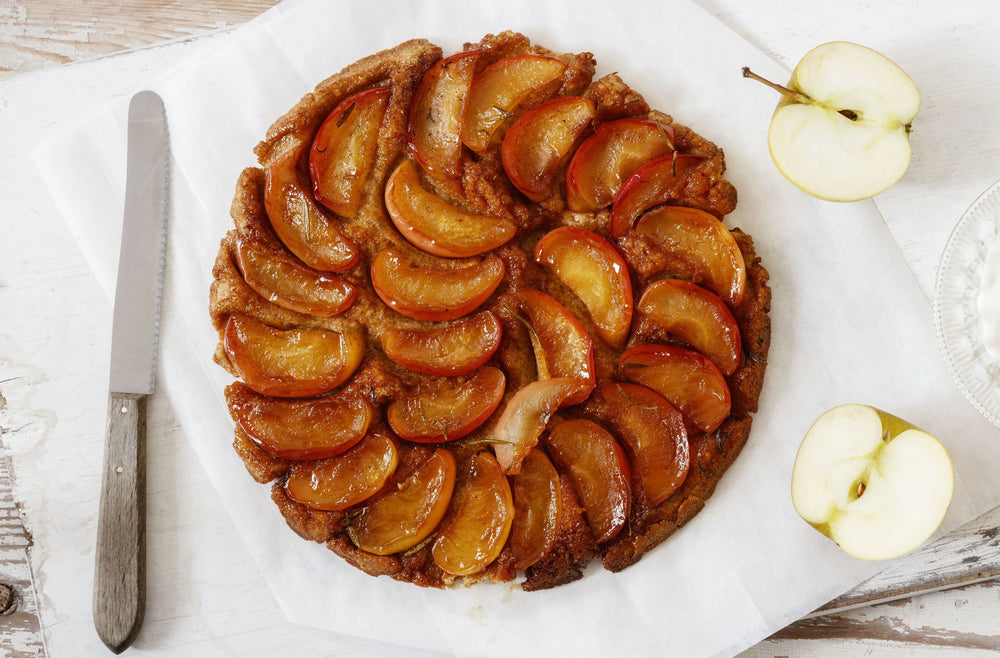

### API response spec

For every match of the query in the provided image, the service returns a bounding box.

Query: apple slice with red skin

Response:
[384,159,516,257]
[564,118,676,212]
[501,95,595,202]
[636,279,742,376]
[631,205,747,307]
[309,87,390,218]
[509,448,562,572]
[545,419,631,543]
[284,432,399,510]
[608,153,707,237]
[380,310,502,376]
[432,451,515,576]
[585,383,689,506]
[370,247,505,321]
[533,226,633,349]
[223,314,365,398]
[264,144,360,272]
[226,382,372,460]
[619,344,732,433]
[347,448,456,555]
[386,367,506,442]
[234,235,356,317]
[461,54,568,153]
[408,50,481,181]
[492,377,588,475]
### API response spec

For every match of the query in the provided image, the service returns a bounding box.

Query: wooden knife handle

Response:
[94,392,147,653]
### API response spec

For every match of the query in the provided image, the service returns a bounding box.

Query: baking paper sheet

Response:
[33,0,1000,655]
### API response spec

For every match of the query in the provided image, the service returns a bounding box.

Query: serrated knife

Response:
[94,90,169,654]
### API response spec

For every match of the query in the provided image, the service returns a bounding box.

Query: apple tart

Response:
[209,31,771,590]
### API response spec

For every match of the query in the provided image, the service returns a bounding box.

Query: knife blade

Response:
[93,89,169,654]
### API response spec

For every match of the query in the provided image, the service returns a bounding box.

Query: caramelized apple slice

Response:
[632,205,747,306]
[371,247,505,321]
[309,87,390,218]
[501,95,595,202]
[226,382,372,459]
[235,236,356,317]
[223,314,365,397]
[545,419,631,543]
[619,344,731,433]
[492,377,587,475]
[384,159,516,257]
[564,118,676,212]
[348,448,456,555]
[533,227,633,349]
[408,50,480,180]
[461,54,568,153]
[386,367,506,442]
[380,311,502,376]
[284,432,398,510]
[608,153,707,236]
[509,448,562,572]
[509,289,595,405]
[637,279,741,376]
[585,383,689,506]
[264,144,360,272]
[432,451,515,576]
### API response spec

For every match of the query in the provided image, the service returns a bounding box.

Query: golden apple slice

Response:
[384,159,516,257]
[380,310,502,376]
[223,314,365,397]
[619,344,731,433]
[545,419,631,543]
[608,153,707,236]
[348,448,456,555]
[461,54,568,153]
[564,118,676,212]
[370,247,505,321]
[432,451,515,576]
[632,205,747,306]
[636,279,742,376]
[408,50,481,180]
[264,144,360,272]
[309,87,390,218]
[509,448,562,572]
[226,382,373,460]
[234,235,356,317]
[533,226,633,349]
[386,367,506,442]
[284,432,399,510]
[501,95,595,201]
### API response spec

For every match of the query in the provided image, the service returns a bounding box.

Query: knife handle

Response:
[94,392,147,654]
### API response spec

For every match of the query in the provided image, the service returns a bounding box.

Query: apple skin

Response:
[790,404,954,561]
[766,41,920,202]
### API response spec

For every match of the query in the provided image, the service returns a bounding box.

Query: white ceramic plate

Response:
[935,179,1000,428]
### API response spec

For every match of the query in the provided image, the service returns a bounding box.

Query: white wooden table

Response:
[2,1,1000,655]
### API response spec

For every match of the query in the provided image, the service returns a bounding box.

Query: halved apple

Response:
[509,448,562,572]
[791,404,953,560]
[380,310,502,376]
[226,382,372,460]
[461,54,568,153]
[501,95,595,202]
[608,153,706,237]
[223,314,365,397]
[384,159,516,257]
[636,279,741,376]
[386,367,506,442]
[619,344,731,433]
[564,118,676,212]
[309,87,390,218]
[432,451,515,576]
[370,247,505,321]
[284,432,398,510]
[533,226,633,348]
[264,144,360,272]
[545,419,631,543]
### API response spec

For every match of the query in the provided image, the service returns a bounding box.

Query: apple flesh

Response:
[379,310,502,376]
[791,404,954,560]
[386,367,506,442]
[284,432,399,511]
[508,448,562,572]
[608,153,706,237]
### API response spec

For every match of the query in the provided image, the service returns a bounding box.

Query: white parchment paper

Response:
[34,0,1000,655]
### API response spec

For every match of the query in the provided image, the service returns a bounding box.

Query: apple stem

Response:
[741,67,813,105]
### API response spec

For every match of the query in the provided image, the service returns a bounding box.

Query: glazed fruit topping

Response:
[508,448,562,571]
[379,310,502,376]
[284,432,399,511]
[386,366,506,442]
